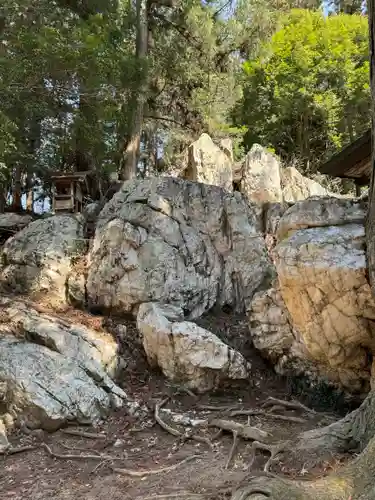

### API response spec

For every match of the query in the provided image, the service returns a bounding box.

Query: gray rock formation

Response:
[0,297,138,439]
[137,302,250,392]
[0,215,85,306]
[87,177,272,318]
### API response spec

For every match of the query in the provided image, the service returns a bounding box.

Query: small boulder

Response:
[137,302,250,392]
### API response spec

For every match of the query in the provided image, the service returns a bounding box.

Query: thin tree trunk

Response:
[120,0,148,181]
[366,0,375,293]
[11,165,22,212]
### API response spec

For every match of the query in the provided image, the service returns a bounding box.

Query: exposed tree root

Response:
[229,409,306,424]
[155,397,213,448]
[209,419,270,442]
[261,397,317,418]
[112,454,200,477]
[1,445,37,455]
[61,429,107,440]
[225,430,238,469]
[230,393,375,500]
[41,442,125,462]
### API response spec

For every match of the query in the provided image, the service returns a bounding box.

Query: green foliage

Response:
[234,10,370,174]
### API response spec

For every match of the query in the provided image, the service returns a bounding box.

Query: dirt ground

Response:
[0,310,352,500]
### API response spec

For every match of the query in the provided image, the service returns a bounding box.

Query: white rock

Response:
[137,302,250,392]
[0,215,85,305]
[87,177,272,318]
[281,167,330,203]
[186,133,233,191]
[240,145,282,204]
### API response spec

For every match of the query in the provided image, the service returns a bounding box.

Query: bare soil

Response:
[0,310,352,500]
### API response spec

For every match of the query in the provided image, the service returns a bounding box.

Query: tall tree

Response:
[233,10,370,175]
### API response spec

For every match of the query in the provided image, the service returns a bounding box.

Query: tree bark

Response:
[367,0,375,292]
[120,0,148,181]
[11,165,22,212]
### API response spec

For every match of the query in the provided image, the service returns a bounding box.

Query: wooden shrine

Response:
[50,171,95,213]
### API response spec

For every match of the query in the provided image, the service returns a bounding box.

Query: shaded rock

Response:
[277,197,366,241]
[248,283,315,377]
[274,222,375,393]
[281,167,330,203]
[0,213,33,232]
[240,145,283,204]
[87,177,272,318]
[137,302,250,392]
[0,215,85,306]
[0,420,9,453]
[0,297,138,435]
[185,133,233,191]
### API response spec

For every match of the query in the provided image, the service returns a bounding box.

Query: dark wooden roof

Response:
[50,171,94,182]
[319,129,372,185]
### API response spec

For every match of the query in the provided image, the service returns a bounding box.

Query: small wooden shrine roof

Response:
[319,129,372,185]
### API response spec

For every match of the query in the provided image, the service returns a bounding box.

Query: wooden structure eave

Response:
[319,129,372,185]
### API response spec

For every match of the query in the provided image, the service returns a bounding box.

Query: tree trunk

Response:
[120,0,148,181]
[11,165,22,212]
[367,0,375,294]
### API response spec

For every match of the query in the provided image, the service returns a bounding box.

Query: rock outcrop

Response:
[184,133,233,191]
[240,145,283,204]
[87,177,272,318]
[0,297,138,443]
[137,302,250,392]
[248,197,374,393]
[0,215,85,306]
[281,166,330,203]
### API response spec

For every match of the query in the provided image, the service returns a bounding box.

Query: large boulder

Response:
[277,197,366,241]
[240,145,283,204]
[268,198,375,393]
[0,215,85,306]
[0,297,138,441]
[281,167,330,203]
[137,302,250,392]
[185,133,233,191]
[87,177,272,318]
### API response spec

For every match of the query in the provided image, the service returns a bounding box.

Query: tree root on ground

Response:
[230,393,375,499]
[112,454,201,477]
[155,397,213,448]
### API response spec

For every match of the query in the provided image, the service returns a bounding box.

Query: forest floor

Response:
[0,311,354,500]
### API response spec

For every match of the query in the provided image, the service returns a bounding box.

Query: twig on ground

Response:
[61,429,107,440]
[59,442,101,454]
[1,445,38,456]
[261,397,316,417]
[196,404,241,412]
[155,398,212,448]
[209,419,270,441]
[41,442,124,462]
[135,494,208,500]
[229,409,306,424]
[225,430,238,469]
[112,454,200,477]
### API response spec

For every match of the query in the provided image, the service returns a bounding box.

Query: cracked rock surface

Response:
[272,198,375,392]
[87,177,272,318]
[0,214,85,306]
[137,302,250,392]
[0,296,135,438]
